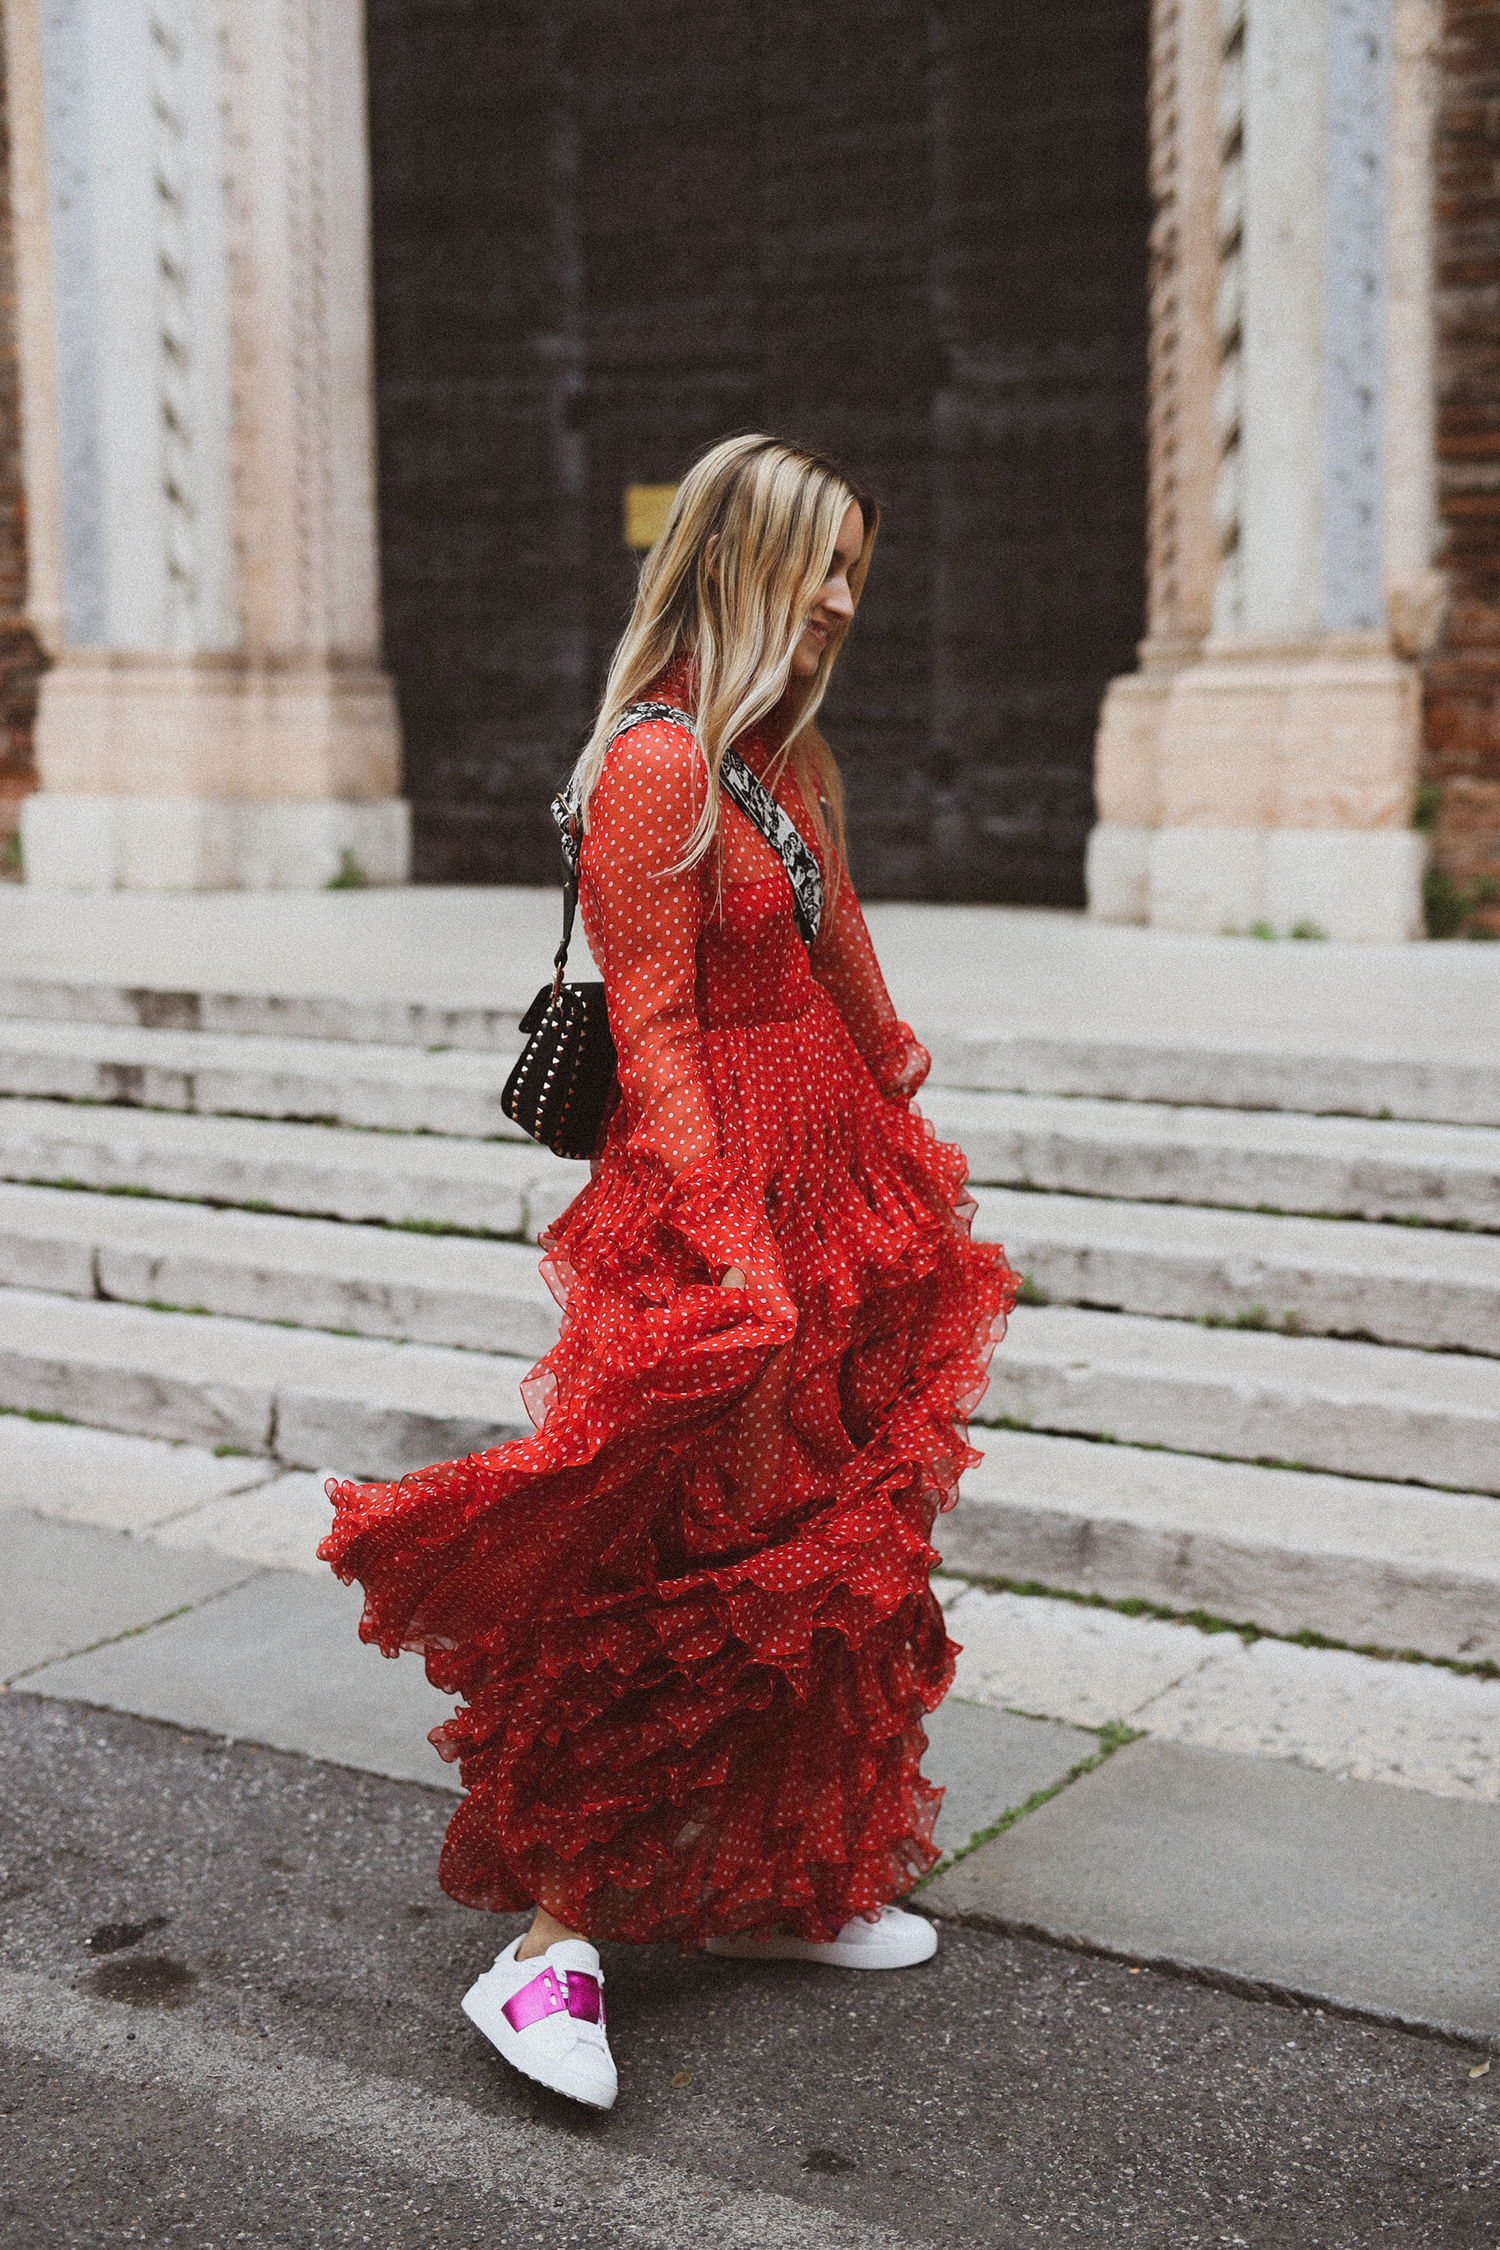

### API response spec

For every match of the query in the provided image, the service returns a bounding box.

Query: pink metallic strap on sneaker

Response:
[501,1964,605,2033]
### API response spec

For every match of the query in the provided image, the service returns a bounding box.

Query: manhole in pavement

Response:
[802,2149,857,2175]
[80,1955,198,2008]
[85,1916,169,1956]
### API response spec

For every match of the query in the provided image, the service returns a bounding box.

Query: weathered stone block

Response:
[1094,672,1168,825]
[21,794,411,892]
[1083,823,1152,924]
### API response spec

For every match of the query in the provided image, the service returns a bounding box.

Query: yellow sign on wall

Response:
[623,483,678,551]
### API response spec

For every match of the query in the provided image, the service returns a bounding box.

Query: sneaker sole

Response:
[461,1982,618,2110]
[705,1922,938,1970]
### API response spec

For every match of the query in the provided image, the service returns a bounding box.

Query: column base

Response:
[1142,827,1426,942]
[1089,636,1427,940]
[19,793,411,891]
[1084,823,1154,923]
[34,653,403,801]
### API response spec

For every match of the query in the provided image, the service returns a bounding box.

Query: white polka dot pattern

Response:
[322,656,1019,1949]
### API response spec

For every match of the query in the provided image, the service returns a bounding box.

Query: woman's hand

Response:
[721,1266,748,1290]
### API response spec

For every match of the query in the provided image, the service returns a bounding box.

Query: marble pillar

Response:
[1089,0,1437,941]
[12,0,407,891]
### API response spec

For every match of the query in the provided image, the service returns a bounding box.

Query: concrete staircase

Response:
[0,971,1496,1663]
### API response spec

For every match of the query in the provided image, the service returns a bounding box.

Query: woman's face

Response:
[789,501,864,678]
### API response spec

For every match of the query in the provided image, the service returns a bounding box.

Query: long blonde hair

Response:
[571,433,877,881]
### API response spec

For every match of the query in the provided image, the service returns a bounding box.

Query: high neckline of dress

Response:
[648,654,792,767]
[653,652,699,715]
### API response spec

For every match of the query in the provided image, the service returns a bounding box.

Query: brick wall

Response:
[1425,0,1500,932]
[0,5,42,874]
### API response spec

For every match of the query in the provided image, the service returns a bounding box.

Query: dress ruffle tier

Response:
[321,683,1018,1946]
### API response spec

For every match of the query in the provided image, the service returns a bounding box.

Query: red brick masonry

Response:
[0,9,42,871]
[1425,0,1500,929]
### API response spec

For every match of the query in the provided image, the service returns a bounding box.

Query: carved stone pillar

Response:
[1089,0,1437,941]
[1088,0,1224,923]
[13,0,407,891]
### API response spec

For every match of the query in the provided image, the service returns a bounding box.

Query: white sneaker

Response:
[705,1903,938,1970]
[461,1935,618,2110]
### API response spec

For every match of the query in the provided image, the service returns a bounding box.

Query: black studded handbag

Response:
[500,787,618,1159]
[501,701,825,1160]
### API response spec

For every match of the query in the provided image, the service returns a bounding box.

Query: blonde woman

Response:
[322,434,1017,2110]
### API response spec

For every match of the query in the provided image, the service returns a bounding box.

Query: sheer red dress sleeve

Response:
[809,859,931,1106]
[579,719,792,1316]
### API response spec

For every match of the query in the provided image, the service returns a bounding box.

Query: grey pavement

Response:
[10,1491,1500,2048]
[925,1736,1500,2044]
[0,1507,253,1679]
[3,1509,1099,1854]
[923,1699,1097,1860]
[18,1558,455,1789]
[3,1695,1496,2250]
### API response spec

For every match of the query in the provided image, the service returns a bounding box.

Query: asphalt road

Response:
[1,1694,1496,2250]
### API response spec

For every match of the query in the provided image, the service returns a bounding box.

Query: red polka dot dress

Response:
[321,659,1019,1947]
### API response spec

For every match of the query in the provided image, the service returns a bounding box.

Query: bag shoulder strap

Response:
[717,748,823,949]
[544,703,695,991]
[548,699,824,970]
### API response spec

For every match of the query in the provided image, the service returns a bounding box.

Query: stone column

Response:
[1087,0,1224,925]
[14,0,407,891]
[1089,0,1435,941]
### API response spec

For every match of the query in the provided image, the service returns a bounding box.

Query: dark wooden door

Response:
[367,1,1150,900]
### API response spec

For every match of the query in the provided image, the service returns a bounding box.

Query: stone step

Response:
[0,1182,563,1356]
[0,1097,581,1239]
[2,1165,1491,1364]
[0,972,533,1053]
[925,1087,1500,1229]
[937,1427,1500,1664]
[1,1264,1494,1499]
[2,1282,1494,1647]
[4,1397,1496,1699]
[992,1304,1500,1496]
[2,1038,1495,1233]
[927,1583,1500,1813]
[920,1027,1500,1128]
[976,1187,1500,1354]
[0,1287,530,1480]
[0,1017,526,1137]
[4,982,1498,1125]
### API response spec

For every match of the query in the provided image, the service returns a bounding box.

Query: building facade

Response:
[1091,0,1499,941]
[364,0,1151,900]
[4,0,406,890]
[0,0,1494,938]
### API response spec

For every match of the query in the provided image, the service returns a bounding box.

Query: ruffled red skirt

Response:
[321,991,1017,1946]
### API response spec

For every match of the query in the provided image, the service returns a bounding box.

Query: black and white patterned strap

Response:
[716,747,823,949]
[553,699,823,949]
